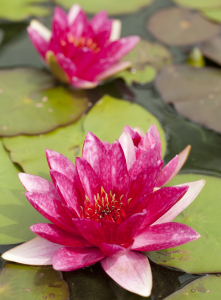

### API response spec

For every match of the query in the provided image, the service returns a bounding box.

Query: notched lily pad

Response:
[155,65,221,133]
[201,36,221,66]
[148,174,221,274]
[54,0,154,15]
[165,275,221,299]
[0,262,69,300]
[0,0,50,21]
[147,7,221,46]
[173,0,221,9]
[0,68,89,136]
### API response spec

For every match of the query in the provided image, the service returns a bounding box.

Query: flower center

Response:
[82,187,129,224]
[60,34,100,54]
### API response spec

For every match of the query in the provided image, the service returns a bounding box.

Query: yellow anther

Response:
[85,196,89,203]
[128,198,132,204]
[101,186,105,195]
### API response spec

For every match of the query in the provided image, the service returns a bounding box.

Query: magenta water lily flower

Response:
[2,130,205,296]
[120,124,191,187]
[27,4,140,89]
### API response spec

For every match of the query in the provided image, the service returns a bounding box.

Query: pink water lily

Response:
[27,4,139,89]
[2,131,205,296]
[120,124,191,187]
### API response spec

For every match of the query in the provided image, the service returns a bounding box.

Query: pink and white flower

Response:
[27,4,140,89]
[2,130,205,296]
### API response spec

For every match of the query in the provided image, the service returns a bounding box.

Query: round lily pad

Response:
[0,140,47,244]
[0,68,89,137]
[147,7,221,46]
[0,0,50,21]
[165,275,221,299]
[147,174,221,274]
[201,8,221,23]
[155,65,221,133]
[173,0,221,9]
[201,36,221,66]
[116,66,157,85]
[3,95,166,180]
[54,0,154,15]
[0,262,69,300]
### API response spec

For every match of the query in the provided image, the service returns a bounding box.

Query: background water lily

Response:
[27,4,140,89]
[2,130,205,296]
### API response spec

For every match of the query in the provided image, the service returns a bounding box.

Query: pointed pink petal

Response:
[52,6,68,39]
[90,10,109,33]
[53,247,105,271]
[2,237,62,265]
[148,124,162,159]
[129,143,158,180]
[72,218,108,246]
[123,125,141,147]
[69,7,88,38]
[31,223,93,247]
[50,170,81,216]
[138,132,156,150]
[153,179,206,225]
[27,27,48,59]
[19,173,61,201]
[132,222,200,251]
[113,173,130,204]
[67,4,82,26]
[76,157,100,204]
[56,53,77,79]
[101,141,111,151]
[96,61,131,81]
[82,132,106,178]
[119,132,136,170]
[100,241,133,257]
[101,251,152,297]
[133,126,145,137]
[129,160,163,205]
[156,155,179,187]
[70,76,98,89]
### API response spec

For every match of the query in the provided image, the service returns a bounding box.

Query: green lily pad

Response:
[201,8,221,23]
[0,0,50,21]
[3,95,166,180]
[54,0,154,15]
[155,65,221,133]
[147,173,221,274]
[147,7,221,46]
[165,275,221,299]
[173,0,221,9]
[0,68,89,137]
[121,39,172,71]
[201,36,221,66]
[116,66,156,85]
[0,139,47,244]
[0,262,69,300]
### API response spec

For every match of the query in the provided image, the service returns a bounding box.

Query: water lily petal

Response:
[147,124,162,160]
[110,19,122,41]
[119,131,136,170]
[29,19,51,41]
[132,222,200,251]
[153,179,206,225]
[67,4,81,26]
[31,223,93,247]
[2,237,62,265]
[113,173,130,204]
[101,251,152,297]
[70,76,98,89]
[27,27,49,59]
[96,61,131,81]
[101,141,111,151]
[52,6,68,40]
[56,53,77,79]
[100,241,133,257]
[69,6,88,38]
[53,247,105,271]
[19,173,61,201]
[123,125,142,146]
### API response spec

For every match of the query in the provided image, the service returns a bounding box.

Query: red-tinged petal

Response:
[2,237,62,265]
[100,241,133,257]
[96,61,131,81]
[73,218,108,246]
[67,4,81,26]
[102,141,111,151]
[135,147,145,160]
[132,222,200,251]
[101,251,152,297]
[129,143,158,180]
[123,125,141,147]
[90,11,109,33]
[52,6,68,40]
[133,126,145,137]
[156,155,179,188]
[70,76,98,89]
[56,53,77,79]
[153,180,206,225]
[100,220,119,240]
[119,131,136,170]
[27,27,48,59]
[50,170,81,216]
[76,157,100,204]
[82,132,106,178]
[31,223,93,247]
[25,192,78,235]
[138,132,155,150]
[129,160,163,205]
[69,7,88,38]
[114,212,146,245]
[147,124,162,160]
[19,173,61,201]
[113,173,130,204]
[141,186,189,228]
[53,247,105,271]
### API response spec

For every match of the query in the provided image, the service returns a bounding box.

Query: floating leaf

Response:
[0,0,50,21]
[147,174,221,273]
[0,262,69,300]
[147,7,220,46]
[3,95,166,180]
[172,0,221,9]
[201,36,221,66]
[116,66,156,85]
[54,0,154,15]
[0,140,47,244]
[0,68,89,136]
[155,65,221,133]
[201,7,221,23]
[165,275,221,299]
